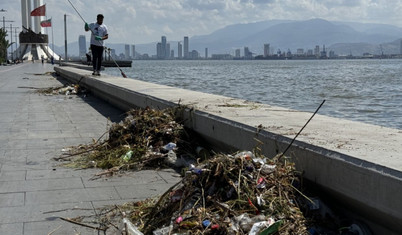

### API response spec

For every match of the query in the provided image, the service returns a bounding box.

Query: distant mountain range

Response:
[52,18,402,57]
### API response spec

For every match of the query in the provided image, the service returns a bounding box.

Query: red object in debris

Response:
[211,224,219,229]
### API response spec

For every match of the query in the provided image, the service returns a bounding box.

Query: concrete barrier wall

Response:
[60,62,105,71]
[54,66,402,234]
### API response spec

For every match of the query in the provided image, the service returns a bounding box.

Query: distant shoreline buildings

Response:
[132,36,402,60]
[76,35,402,61]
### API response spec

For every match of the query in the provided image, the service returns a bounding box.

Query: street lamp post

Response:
[10,24,12,60]
[14,27,20,59]
[0,9,5,63]
[64,14,68,61]
[2,16,14,31]
[1,10,14,62]
[0,9,7,29]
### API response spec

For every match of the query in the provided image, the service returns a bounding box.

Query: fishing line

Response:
[66,0,127,78]
[67,0,86,23]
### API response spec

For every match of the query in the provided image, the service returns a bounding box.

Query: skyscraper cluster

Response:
[123,44,136,59]
[157,36,171,59]
[156,36,195,59]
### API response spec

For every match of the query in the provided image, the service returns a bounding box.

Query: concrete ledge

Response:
[59,62,104,71]
[54,66,402,234]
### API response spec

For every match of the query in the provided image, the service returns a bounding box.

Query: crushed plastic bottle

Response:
[189,164,203,174]
[164,150,177,166]
[252,157,266,165]
[122,150,133,162]
[152,225,173,235]
[260,164,276,174]
[122,217,144,235]
[235,213,252,232]
[249,218,276,235]
[257,177,266,189]
[202,220,211,228]
[256,194,266,206]
[163,142,177,151]
[234,151,254,160]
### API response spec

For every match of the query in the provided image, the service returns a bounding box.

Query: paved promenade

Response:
[0,63,181,234]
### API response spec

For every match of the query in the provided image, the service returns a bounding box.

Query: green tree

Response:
[0,28,13,64]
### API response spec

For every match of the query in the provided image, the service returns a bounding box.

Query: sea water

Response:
[104,59,402,130]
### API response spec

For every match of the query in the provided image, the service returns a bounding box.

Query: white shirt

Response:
[88,22,108,46]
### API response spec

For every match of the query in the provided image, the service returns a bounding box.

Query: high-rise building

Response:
[161,36,167,59]
[244,47,252,59]
[297,48,304,55]
[264,44,270,57]
[166,43,170,59]
[400,40,402,55]
[157,43,162,59]
[235,49,241,58]
[205,48,208,59]
[131,45,136,59]
[125,44,130,59]
[178,42,182,58]
[314,45,320,57]
[78,35,86,58]
[184,36,189,59]
[320,45,327,58]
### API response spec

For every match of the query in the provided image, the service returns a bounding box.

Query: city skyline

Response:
[66,14,402,61]
[74,32,402,61]
[3,0,402,48]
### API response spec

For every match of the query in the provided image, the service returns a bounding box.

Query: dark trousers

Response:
[91,44,104,71]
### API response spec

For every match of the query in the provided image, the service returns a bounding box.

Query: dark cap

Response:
[97,14,104,19]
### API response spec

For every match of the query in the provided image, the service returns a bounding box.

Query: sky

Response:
[2,0,402,47]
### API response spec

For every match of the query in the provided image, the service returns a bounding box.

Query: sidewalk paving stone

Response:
[0,63,182,234]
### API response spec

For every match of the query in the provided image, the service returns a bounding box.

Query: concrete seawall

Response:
[54,66,402,234]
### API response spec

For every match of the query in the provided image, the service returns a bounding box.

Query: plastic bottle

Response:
[122,150,133,162]
[234,151,254,160]
[163,142,176,151]
[122,218,144,235]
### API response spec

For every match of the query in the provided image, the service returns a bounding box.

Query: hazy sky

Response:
[2,0,402,46]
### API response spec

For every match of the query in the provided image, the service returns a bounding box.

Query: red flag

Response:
[40,18,51,27]
[30,4,46,16]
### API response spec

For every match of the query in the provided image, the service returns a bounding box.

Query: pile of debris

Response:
[129,151,309,234]
[57,107,311,234]
[57,107,372,234]
[37,84,87,96]
[58,107,200,173]
[68,151,310,234]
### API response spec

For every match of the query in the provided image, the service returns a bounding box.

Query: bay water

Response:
[104,59,402,130]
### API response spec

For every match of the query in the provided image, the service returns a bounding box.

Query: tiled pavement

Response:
[0,63,181,234]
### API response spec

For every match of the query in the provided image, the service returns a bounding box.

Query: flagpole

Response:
[51,18,54,58]
[45,16,48,35]
[45,13,48,58]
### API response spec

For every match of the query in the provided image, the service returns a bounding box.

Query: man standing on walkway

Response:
[85,14,108,76]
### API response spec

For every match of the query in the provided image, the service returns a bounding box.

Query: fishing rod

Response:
[66,0,127,78]
[278,99,326,160]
